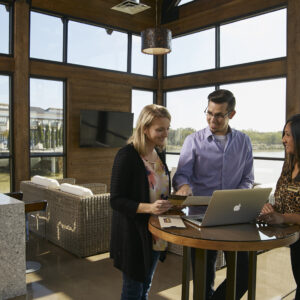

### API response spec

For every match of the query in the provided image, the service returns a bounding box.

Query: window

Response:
[131,35,153,76]
[30,78,64,179]
[0,75,10,192]
[221,78,286,184]
[0,4,10,54]
[165,87,214,169]
[167,28,215,76]
[131,89,153,127]
[30,11,63,61]
[68,21,127,72]
[165,79,285,185]
[220,9,286,67]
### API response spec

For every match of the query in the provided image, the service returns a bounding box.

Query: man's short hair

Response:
[208,89,236,112]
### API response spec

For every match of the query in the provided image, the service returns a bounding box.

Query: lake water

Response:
[166,151,284,186]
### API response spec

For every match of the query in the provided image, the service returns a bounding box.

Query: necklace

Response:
[143,149,158,164]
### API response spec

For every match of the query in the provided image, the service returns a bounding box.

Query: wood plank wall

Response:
[0,0,299,190]
[67,79,131,187]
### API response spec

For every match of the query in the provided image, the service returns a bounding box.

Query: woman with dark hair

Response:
[259,113,300,299]
[110,104,173,300]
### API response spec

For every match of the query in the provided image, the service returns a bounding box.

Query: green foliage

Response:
[45,125,50,149]
[37,124,44,145]
[51,129,56,148]
[167,128,283,151]
[168,127,196,146]
[241,130,283,148]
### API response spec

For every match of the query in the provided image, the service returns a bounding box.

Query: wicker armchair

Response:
[20,179,111,257]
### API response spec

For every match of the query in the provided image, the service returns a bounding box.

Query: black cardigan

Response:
[110,143,170,282]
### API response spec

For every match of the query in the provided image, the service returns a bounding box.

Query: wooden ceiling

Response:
[30,0,157,34]
[5,0,287,36]
[29,0,287,36]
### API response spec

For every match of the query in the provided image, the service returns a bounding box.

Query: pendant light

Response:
[141,0,172,55]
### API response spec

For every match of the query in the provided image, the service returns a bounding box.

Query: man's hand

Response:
[175,184,193,196]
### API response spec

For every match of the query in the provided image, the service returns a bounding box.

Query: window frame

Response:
[165,6,287,78]
[164,77,286,163]
[29,75,66,178]
[0,2,13,56]
[0,72,12,192]
[29,8,155,77]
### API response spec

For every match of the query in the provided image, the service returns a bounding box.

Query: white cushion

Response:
[31,175,60,189]
[60,183,93,197]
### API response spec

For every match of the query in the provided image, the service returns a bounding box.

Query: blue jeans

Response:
[121,250,160,300]
[191,249,249,300]
[290,239,300,300]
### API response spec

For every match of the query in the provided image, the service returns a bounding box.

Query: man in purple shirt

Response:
[173,89,254,300]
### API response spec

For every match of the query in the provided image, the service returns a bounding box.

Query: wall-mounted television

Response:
[80,110,133,148]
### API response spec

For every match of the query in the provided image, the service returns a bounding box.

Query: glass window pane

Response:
[166,87,215,153]
[254,159,284,185]
[167,28,215,76]
[132,35,153,76]
[0,158,10,193]
[131,89,153,127]
[30,156,63,179]
[0,75,10,154]
[221,78,286,159]
[30,12,63,61]
[220,9,286,67]
[166,154,179,173]
[30,78,64,154]
[0,4,9,54]
[68,21,127,72]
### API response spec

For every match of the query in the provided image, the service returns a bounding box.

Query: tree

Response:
[45,124,50,149]
[37,124,44,147]
[51,128,56,148]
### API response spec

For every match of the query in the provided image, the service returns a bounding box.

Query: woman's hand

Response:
[150,200,173,215]
[258,211,285,225]
[260,203,275,214]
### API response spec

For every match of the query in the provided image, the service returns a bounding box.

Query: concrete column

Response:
[0,194,26,299]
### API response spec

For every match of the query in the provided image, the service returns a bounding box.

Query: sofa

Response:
[20,178,112,257]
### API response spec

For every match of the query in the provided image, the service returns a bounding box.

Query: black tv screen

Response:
[80,110,133,148]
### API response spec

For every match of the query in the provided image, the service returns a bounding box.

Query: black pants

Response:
[290,239,300,300]
[191,249,249,300]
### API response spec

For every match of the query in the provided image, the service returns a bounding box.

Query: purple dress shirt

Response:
[172,126,254,214]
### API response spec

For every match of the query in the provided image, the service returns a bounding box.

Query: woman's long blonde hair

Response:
[128,104,171,156]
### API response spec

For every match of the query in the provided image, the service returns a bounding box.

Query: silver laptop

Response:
[182,188,272,227]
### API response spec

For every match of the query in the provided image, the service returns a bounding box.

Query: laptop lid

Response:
[183,188,271,227]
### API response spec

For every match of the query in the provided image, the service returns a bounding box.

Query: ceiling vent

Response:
[111,0,151,15]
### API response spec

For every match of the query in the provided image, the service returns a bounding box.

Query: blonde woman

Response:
[110,104,173,300]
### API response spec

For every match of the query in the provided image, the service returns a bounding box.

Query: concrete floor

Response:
[12,234,296,300]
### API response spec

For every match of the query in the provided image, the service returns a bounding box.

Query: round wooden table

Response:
[149,216,300,300]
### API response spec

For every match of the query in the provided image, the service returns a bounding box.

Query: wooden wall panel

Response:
[30,60,157,91]
[0,56,14,73]
[168,0,287,36]
[286,0,300,118]
[31,0,155,34]
[163,59,286,91]
[66,78,131,188]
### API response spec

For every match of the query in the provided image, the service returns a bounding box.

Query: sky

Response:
[0,4,288,133]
